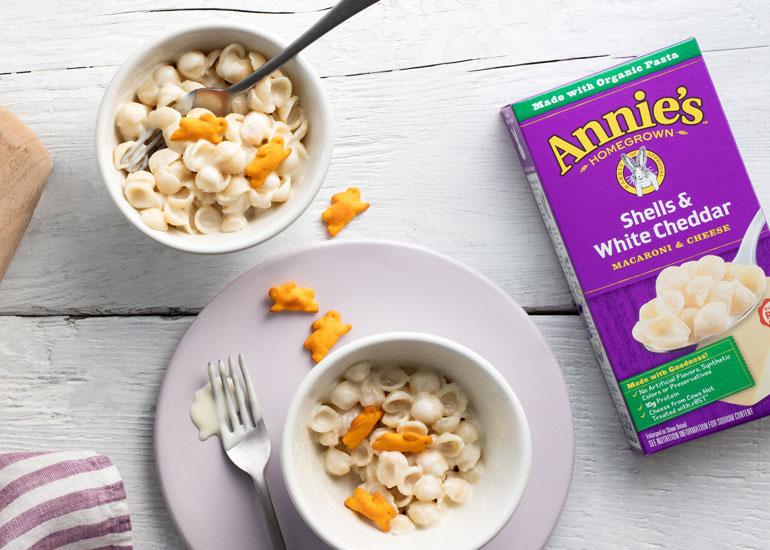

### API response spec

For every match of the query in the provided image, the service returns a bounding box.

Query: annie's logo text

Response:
[549,87,703,175]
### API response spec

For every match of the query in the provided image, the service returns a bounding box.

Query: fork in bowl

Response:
[119,0,380,172]
[208,354,286,550]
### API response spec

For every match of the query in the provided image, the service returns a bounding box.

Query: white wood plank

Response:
[0,316,191,550]
[0,46,768,314]
[2,315,770,548]
[1,0,768,76]
[538,316,770,550]
[2,2,769,549]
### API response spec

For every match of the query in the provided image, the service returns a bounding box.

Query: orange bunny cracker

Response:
[344,487,397,532]
[342,406,383,449]
[245,137,292,189]
[322,187,370,237]
[371,431,433,454]
[303,311,352,363]
[170,112,227,144]
[268,282,319,313]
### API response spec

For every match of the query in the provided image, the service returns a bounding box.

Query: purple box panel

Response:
[518,55,761,295]
[502,39,770,454]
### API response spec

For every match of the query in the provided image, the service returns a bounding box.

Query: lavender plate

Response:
[154,240,574,549]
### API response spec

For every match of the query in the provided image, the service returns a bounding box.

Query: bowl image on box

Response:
[501,38,770,454]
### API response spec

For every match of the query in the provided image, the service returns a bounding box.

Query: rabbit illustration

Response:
[622,146,659,197]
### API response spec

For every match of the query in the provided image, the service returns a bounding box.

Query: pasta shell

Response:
[416,450,448,477]
[641,314,691,350]
[278,95,305,130]
[455,443,481,472]
[345,361,371,383]
[389,514,415,535]
[435,383,468,416]
[183,140,216,172]
[397,420,428,436]
[137,76,160,107]
[396,466,423,496]
[349,439,373,468]
[684,276,713,309]
[406,501,440,527]
[116,101,149,139]
[195,165,227,193]
[140,208,167,231]
[459,460,484,483]
[738,265,767,296]
[410,393,443,425]
[443,476,472,504]
[383,390,413,415]
[216,43,252,84]
[153,64,181,85]
[656,265,689,294]
[330,380,360,410]
[224,113,245,142]
[432,413,461,435]
[177,50,207,80]
[148,148,181,174]
[240,112,272,146]
[221,214,248,233]
[307,404,341,433]
[156,82,186,108]
[193,206,222,234]
[381,412,410,428]
[696,255,726,281]
[433,433,465,458]
[113,141,135,170]
[409,371,441,394]
[376,451,409,489]
[414,475,444,502]
[452,420,479,444]
[654,290,685,316]
[730,279,757,316]
[324,448,351,476]
[693,301,729,339]
[124,172,160,209]
[148,106,182,131]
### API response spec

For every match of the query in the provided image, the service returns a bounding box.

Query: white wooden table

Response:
[2,1,770,548]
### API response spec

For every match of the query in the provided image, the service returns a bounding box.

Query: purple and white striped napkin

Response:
[0,451,132,549]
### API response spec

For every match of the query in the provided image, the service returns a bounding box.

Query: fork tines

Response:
[119,128,164,173]
[207,354,263,442]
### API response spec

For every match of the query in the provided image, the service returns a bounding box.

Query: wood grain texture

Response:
[0,316,189,549]
[2,315,770,549]
[0,1,768,313]
[2,1,770,548]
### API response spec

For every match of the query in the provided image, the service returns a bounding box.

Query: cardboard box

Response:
[502,38,770,453]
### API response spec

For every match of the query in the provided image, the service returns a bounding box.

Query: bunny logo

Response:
[617,146,665,197]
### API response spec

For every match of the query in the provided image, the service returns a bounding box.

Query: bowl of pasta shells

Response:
[96,22,333,253]
[282,332,532,549]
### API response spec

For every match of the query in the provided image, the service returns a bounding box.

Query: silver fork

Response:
[208,354,286,550]
[119,0,381,173]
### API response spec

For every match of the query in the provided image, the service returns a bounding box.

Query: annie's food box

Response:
[501,38,770,454]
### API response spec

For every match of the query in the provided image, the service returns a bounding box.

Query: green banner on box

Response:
[511,38,702,122]
[620,338,754,432]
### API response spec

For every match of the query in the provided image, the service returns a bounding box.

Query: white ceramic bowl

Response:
[95,23,333,254]
[282,332,532,550]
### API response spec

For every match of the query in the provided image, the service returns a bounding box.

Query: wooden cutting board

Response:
[0,108,52,280]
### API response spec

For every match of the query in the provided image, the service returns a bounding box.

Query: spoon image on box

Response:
[120,0,381,173]
[733,210,767,266]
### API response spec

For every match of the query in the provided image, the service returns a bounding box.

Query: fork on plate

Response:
[208,354,287,550]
